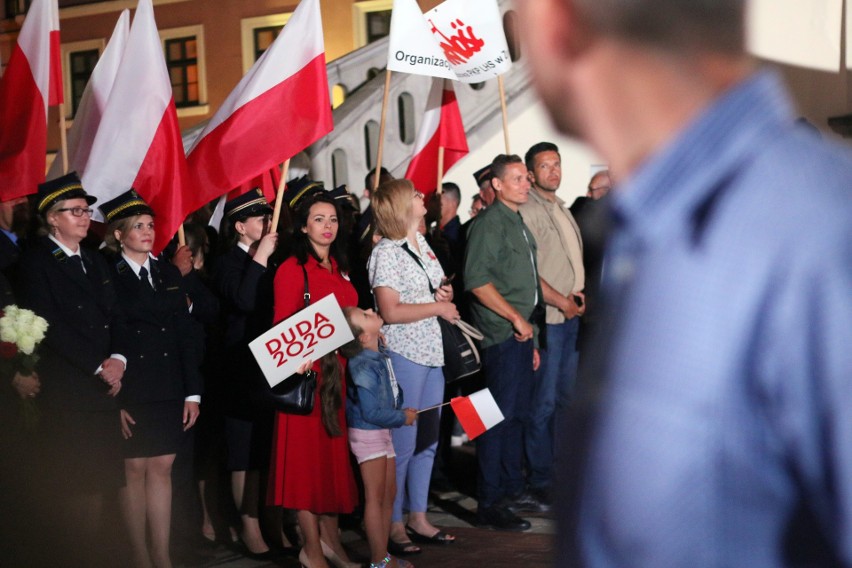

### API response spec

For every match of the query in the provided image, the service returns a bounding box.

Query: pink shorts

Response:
[348,428,396,464]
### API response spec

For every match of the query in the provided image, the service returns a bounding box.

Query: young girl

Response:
[340,307,417,568]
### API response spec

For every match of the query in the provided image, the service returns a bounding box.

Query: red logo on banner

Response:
[264,311,336,367]
[429,18,485,65]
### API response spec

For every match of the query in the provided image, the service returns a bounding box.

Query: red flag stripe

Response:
[450,395,488,440]
[186,53,331,211]
[48,30,63,105]
[132,99,194,254]
[0,44,47,201]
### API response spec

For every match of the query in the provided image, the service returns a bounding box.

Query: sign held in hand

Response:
[249,294,354,387]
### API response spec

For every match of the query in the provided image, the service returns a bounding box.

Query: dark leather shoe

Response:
[476,506,532,532]
[507,490,551,513]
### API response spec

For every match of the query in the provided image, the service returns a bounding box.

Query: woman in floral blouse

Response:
[368,179,459,554]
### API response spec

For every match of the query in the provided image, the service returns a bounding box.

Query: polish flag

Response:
[404,78,468,197]
[81,0,193,254]
[0,0,62,201]
[450,388,504,440]
[46,10,130,181]
[187,0,332,210]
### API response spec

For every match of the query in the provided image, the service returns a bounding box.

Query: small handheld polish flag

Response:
[450,388,504,440]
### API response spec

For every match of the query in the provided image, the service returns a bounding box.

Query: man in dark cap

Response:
[472,164,495,207]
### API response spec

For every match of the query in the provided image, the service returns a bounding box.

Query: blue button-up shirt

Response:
[571,71,852,566]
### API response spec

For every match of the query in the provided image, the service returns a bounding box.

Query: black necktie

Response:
[68,255,86,275]
[139,266,155,293]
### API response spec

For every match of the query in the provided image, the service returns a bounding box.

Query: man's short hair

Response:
[575,0,745,54]
[364,167,391,190]
[441,182,461,203]
[524,142,560,171]
[490,154,525,182]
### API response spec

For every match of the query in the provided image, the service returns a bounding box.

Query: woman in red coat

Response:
[269,193,359,568]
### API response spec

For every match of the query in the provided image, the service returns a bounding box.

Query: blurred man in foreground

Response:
[516,0,852,565]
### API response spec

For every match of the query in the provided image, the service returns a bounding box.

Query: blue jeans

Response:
[477,336,535,509]
[389,352,445,522]
[525,318,580,490]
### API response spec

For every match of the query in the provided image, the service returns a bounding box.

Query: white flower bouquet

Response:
[1,305,49,430]
[0,305,49,368]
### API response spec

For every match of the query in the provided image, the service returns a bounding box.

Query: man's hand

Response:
[562,292,586,319]
[512,316,534,342]
[533,348,541,371]
[183,401,200,431]
[171,245,193,276]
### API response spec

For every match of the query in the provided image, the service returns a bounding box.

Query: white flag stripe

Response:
[189,0,324,150]
[47,9,129,180]
[82,0,171,218]
[469,388,504,430]
[16,0,57,112]
[408,78,444,156]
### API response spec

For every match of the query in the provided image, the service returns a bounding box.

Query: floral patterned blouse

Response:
[367,233,445,367]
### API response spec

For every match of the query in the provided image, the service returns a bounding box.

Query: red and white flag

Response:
[46,9,130,181]
[187,0,332,210]
[0,0,62,201]
[404,78,468,197]
[81,0,193,254]
[450,388,504,441]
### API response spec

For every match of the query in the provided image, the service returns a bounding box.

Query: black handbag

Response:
[259,265,317,414]
[400,243,484,383]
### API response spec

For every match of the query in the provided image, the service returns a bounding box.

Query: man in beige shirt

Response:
[517,141,585,508]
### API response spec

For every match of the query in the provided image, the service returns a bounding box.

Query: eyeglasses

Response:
[57,207,94,217]
[413,191,425,200]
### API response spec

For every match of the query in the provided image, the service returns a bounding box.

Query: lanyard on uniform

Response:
[520,227,539,305]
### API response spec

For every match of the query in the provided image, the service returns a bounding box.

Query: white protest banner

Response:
[249,293,354,388]
[425,0,512,83]
[387,0,455,79]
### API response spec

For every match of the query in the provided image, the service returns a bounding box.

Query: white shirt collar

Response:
[237,241,251,254]
[48,234,81,257]
[121,252,154,278]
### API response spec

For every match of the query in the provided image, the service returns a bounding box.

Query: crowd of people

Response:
[0,146,607,568]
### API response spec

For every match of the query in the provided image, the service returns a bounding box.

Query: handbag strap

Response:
[400,241,437,294]
[302,264,310,308]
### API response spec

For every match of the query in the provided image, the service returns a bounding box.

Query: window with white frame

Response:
[159,24,207,117]
[61,38,104,118]
[352,0,393,48]
[240,13,292,74]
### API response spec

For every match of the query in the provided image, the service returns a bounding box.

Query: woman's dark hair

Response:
[319,352,343,437]
[338,306,365,360]
[289,193,349,273]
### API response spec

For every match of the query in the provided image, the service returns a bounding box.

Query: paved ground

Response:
[176,445,556,568]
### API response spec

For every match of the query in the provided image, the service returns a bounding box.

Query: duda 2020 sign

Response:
[249,294,354,387]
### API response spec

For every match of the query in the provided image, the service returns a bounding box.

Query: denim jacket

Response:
[346,345,406,430]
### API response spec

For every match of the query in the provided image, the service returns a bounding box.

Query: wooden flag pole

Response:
[58,103,69,174]
[497,75,510,154]
[436,146,445,195]
[418,400,451,414]
[373,69,393,193]
[271,158,291,232]
[177,225,186,247]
